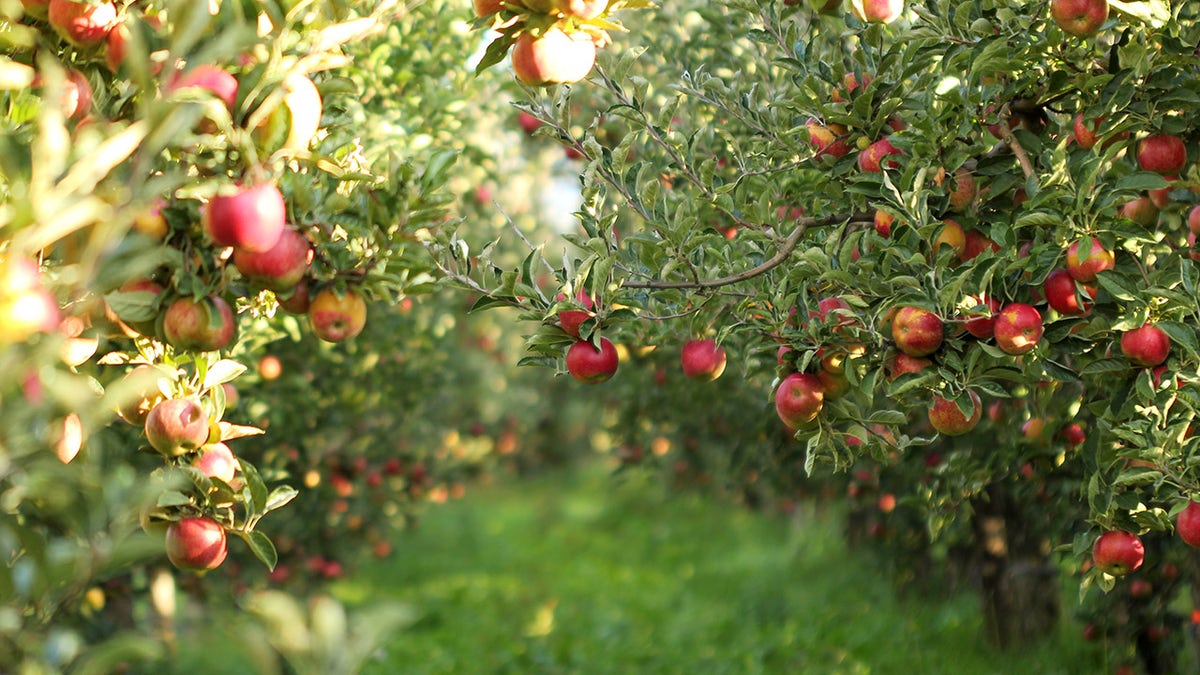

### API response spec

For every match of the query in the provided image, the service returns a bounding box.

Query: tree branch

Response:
[623,211,865,290]
[997,105,1035,179]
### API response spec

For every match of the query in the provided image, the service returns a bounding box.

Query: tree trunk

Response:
[971,483,1060,649]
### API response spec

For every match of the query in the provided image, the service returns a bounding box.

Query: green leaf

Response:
[241,530,278,571]
[264,485,299,513]
[866,409,908,426]
[203,359,248,389]
[239,458,269,515]
[1157,321,1199,361]
[1113,172,1169,193]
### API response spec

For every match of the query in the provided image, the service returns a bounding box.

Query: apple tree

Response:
[446,0,1200,663]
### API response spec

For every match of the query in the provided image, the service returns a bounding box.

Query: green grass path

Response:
[329,466,1102,675]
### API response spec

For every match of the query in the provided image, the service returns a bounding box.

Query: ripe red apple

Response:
[1049,0,1108,37]
[891,306,943,357]
[144,398,210,456]
[993,303,1042,355]
[1119,195,1159,226]
[517,111,541,135]
[962,294,1001,338]
[556,289,595,338]
[1073,114,1100,149]
[1176,500,1200,546]
[35,69,92,120]
[193,442,237,484]
[933,219,966,258]
[961,229,999,261]
[233,227,312,292]
[165,517,228,571]
[566,337,618,383]
[807,119,851,159]
[874,210,896,237]
[1149,177,1174,208]
[1092,530,1144,576]
[47,0,116,47]
[1128,579,1153,599]
[1043,268,1092,316]
[1137,134,1187,175]
[775,373,824,430]
[887,352,932,379]
[857,138,902,173]
[849,0,903,24]
[162,295,237,352]
[204,184,286,253]
[167,64,238,110]
[1060,423,1086,446]
[927,390,981,436]
[1065,237,1114,282]
[511,28,596,87]
[1121,323,1170,368]
[1187,205,1200,235]
[473,0,503,16]
[104,20,129,72]
[680,339,727,381]
[947,168,976,212]
[308,288,368,342]
[277,278,311,314]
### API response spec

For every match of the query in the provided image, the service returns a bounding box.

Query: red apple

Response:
[167,64,238,109]
[47,0,116,47]
[193,442,237,484]
[104,20,129,72]
[517,111,540,135]
[204,184,287,253]
[1073,114,1100,149]
[1149,177,1174,209]
[962,294,1001,338]
[556,289,595,338]
[928,389,982,436]
[144,398,210,456]
[1121,323,1170,368]
[1060,423,1086,446]
[874,210,895,237]
[474,0,503,16]
[1049,0,1108,37]
[511,28,596,87]
[857,138,902,173]
[1119,195,1159,226]
[308,288,368,342]
[775,373,824,429]
[165,517,227,571]
[933,219,966,259]
[1188,205,1200,235]
[1043,268,1092,316]
[887,352,932,379]
[233,227,312,292]
[277,278,311,314]
[1065,237,1114,282]
[891,306,943,357]
[849,0,903,24]
[807,119,851,159]
[993,303,1042,355]
[566,337,618,384]
[947,168,976,212]
[961,229,999,261]
[681,339,727,381]
[162,295,237,352]
[1092,530,1144,576]
[1137,134,1187,175]
[1176,500,1200,547]
[1128,579,1153,599]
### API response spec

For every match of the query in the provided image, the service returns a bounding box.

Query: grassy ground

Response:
[341,466,1101,675]
[176,464,1106,674]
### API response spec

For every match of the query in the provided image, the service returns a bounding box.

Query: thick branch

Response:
[624,211,865,290]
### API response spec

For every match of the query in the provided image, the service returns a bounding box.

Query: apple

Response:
[1188,205,1200,235]
[144,398,210,456]
[1060,423,1086,446]
[961,229,999,261]
[1149,177,1175,209]
[857,138,902,172]
[891,306,943,357]
[47,0,116,47]
[277,278,311,314]
[1119,195,1159,226]
[165,517,228,571]
[232,227,312,292]
[831,72,871,102]
[193,442,238,484]
[1092,530,1144,576]
[566,337,618,383]
[58,314,98,367]
[0,279,59,344]
[132,199,169,240]
[927,390,981,436]
[167,64,238,110]
[874,210,895,237]
[1176,500,1200,546]
[1128,579,1153,599]
[1073,114,1100,149]
[1049,0,1108,37]
[849,0,903,24]
[1043,268,1092,316]
[680,339,727,381]
[993,303,1042,355]
[308,288,367,341]
[1065,237,1114,282]
[1121,323,1170,367]
[104,20,129,72]
[947,168,976,212]
[932,219,966,258]
[962,294,1001,338]
[1021,417,1046,442]
[809,296,857,331]
[35,69,92,120]
[557,289,595,338]
[1137,134,1187,175]
[162,295,237,352]
[887,352,932,379]
[511,28,596,87]
[807,119,851,159]
[517,111,540,135]
[775,372,824,429]
[204,183,287,253]
[474,0,503,16]
[108,277,164,338]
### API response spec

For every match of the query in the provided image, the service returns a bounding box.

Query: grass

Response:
[171,464,1106,674]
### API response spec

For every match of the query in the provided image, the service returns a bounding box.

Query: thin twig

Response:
[997,105,1035,179]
